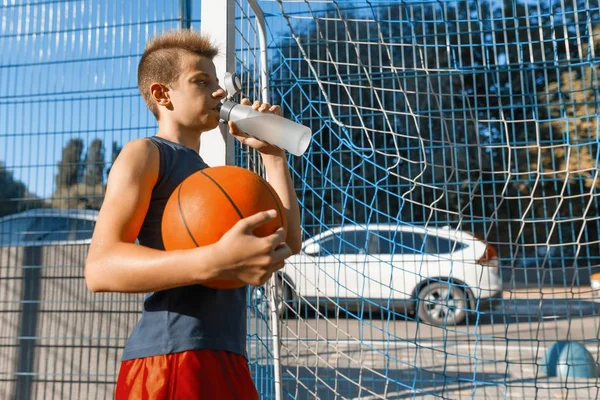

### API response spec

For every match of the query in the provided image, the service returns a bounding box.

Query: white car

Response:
[253,224,503,326]
[0,208,98,246]
[0,208,143,400]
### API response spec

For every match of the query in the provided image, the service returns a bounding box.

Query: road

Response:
[248,287,600,399]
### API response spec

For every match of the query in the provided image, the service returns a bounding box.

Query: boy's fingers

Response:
[269,105,281,116]
[238,210,278,232]
[264,228,286,249]
[228,121,250,138]
[258,272,274,286]
[228,120,241,133]
[271,243,292,262]
[267,261,285,274]
[243,99,281,116]
[228,120,238,133]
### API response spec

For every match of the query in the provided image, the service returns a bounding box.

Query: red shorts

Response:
[115,349,259,400]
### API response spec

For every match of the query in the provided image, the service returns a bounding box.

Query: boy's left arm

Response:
[227,99,302,254]
[261,152,302,255]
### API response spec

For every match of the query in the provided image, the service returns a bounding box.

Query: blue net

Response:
[0,0,599,399]
[237,0,600,399]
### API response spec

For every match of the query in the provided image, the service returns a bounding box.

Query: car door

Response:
[389,230,425,300]
[359,229,393,300]
[333,229,368,301]
[285,231,341,300]
[421,233,458,280]
[362,229,421,301]
[292,229,367,301]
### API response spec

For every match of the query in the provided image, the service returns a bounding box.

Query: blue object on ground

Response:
[542,341,598,378]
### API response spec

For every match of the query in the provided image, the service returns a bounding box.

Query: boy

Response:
[84,30,302,399]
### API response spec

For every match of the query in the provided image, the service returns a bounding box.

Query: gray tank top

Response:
[121,136,247,361]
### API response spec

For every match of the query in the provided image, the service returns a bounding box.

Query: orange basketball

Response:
[161,166,288,289]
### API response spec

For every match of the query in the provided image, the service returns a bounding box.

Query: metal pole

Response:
[199,0,236,167]
[15,246,42,400]
[247,0,270,103]
[179,0,191,29]
[245,3,284,399]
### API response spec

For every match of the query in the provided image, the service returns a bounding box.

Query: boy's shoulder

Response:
[109,138,160,182]
[117,137,160,162]
[122,137,157,152]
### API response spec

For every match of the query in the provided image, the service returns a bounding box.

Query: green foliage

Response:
[0,163,45,218]
[84,139,105,186]
[273,1,600,264]
[52,138,118,210]
[56,138,84,189]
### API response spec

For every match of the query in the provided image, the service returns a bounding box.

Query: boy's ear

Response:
[150,83,171,107]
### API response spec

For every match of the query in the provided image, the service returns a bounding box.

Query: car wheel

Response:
[250,276,296,319]
[416,282,469,326]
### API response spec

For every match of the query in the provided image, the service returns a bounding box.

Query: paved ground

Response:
[249,287,600,399]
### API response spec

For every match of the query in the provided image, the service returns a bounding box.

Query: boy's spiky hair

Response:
[138,30,219,118]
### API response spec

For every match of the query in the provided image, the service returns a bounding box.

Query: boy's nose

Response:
[214,87,226,99]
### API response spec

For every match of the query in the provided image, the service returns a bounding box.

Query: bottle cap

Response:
[223,72,242,98]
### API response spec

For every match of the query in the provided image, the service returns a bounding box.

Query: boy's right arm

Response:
[85,139,291,293]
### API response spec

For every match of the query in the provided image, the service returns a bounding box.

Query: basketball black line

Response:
[177,181,200,247]
[255,177,285,228]
[199,170,244,219]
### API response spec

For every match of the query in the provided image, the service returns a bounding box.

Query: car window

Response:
[425,234,465,254]
[316,234,340,255]
[392,231,424,255]
[367,230,392,254]
[28,217,96,242]
[0,217,36,246]
[72,218,95,240]
[318,230,368,255]
[341,230,367,254]
[25,217,70,242]
[0,216,96,245]
[367,230,424,255]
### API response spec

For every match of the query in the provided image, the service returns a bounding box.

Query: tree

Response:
[533,24,600,265]
[52,138,108,210]
[0,163,45,217]
[55,138,84,189]
[84,139,105,186]
[272,1,600,265]
[0,163,28,217]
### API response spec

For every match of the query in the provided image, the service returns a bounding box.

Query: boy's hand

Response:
[228,98,286,157]
[211,209,292,286]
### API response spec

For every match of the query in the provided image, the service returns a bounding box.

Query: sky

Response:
[1,0,549,200]
[0,0,198,199]
[0,0,329,200]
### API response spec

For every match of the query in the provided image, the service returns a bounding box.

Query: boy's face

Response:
[163,54,225,131]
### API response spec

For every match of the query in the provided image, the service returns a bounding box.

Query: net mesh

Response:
[0,0,599,399]
[236,0,600,398]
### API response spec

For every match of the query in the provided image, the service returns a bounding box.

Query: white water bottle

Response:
[218,100,312,156]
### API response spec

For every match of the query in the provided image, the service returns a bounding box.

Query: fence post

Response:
[15,246,42,400]
[199,0,236,167]
[179,0,192,29]
[244,2,284,399]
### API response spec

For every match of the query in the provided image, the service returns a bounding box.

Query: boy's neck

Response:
[155,123,204,152]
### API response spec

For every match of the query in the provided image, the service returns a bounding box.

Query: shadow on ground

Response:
[251,364,507,400]
[500,264,600,288]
